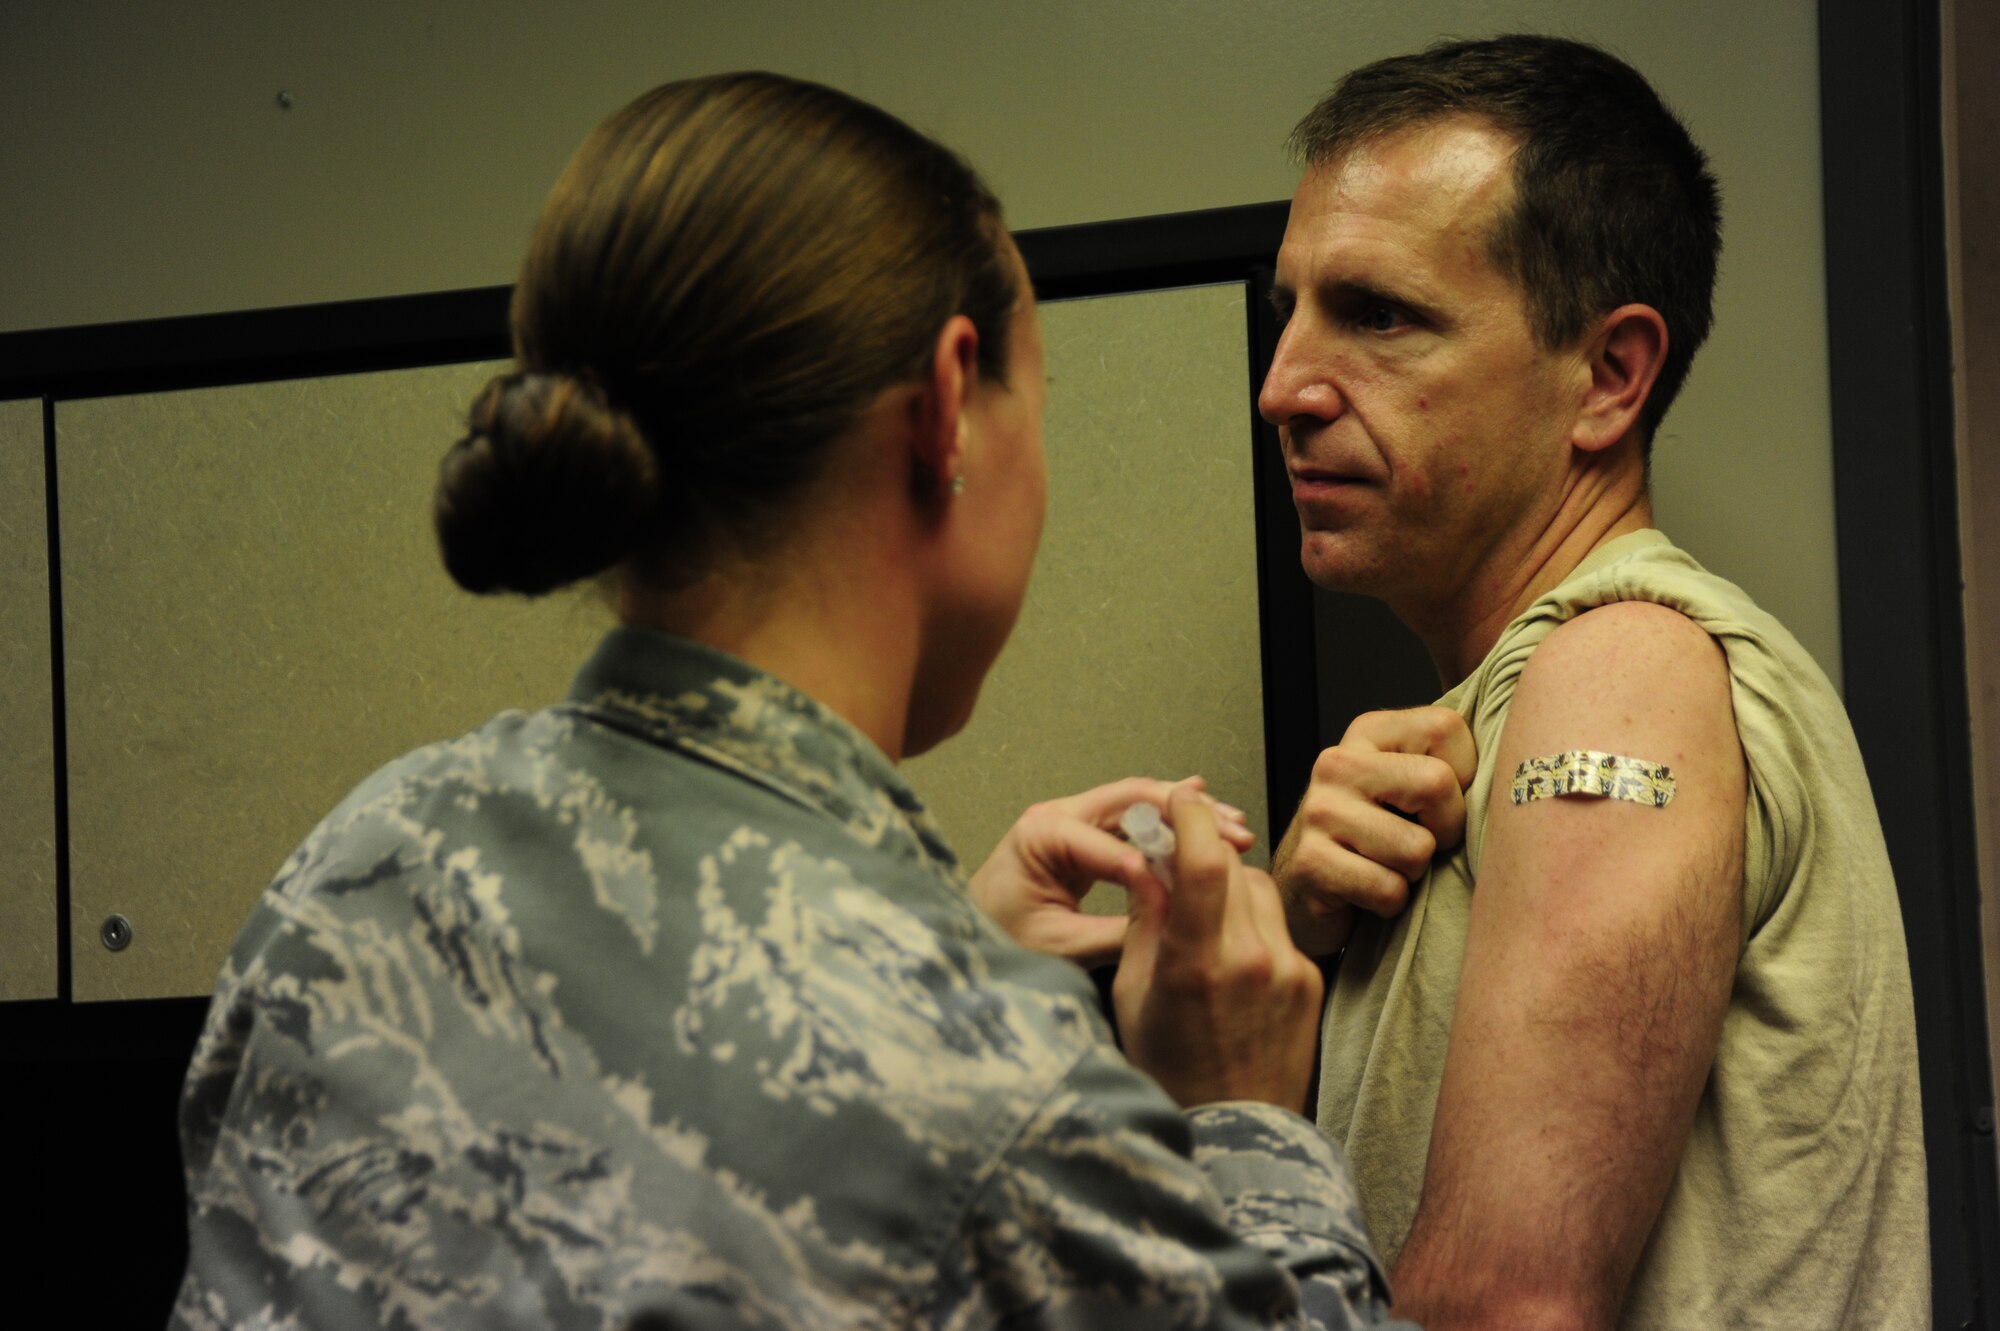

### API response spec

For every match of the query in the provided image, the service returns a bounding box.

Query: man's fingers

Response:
[1285,838,1413,917]
[1310,746,1466,845]
[1343,706,1478,787]
[1427,712,1478,788]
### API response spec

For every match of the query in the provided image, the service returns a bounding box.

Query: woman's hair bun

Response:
[433,369,661,595]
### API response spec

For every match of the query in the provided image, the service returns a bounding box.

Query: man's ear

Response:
[910,314,981,498]
[1574,304,1668,454]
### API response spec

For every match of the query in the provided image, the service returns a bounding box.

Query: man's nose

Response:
[1258,326,1340,432]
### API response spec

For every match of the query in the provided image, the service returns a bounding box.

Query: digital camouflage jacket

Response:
[172,626,1409,1330]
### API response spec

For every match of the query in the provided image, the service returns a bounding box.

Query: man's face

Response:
[1260,116,1586,612]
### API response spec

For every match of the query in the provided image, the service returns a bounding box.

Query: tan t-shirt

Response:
[1316,530,1930,1329]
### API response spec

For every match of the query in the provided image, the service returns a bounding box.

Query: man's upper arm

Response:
[1390,601,1746,1331]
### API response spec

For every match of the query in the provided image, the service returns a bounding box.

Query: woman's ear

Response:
[1573,303,1668,454]
[910,315,981,497]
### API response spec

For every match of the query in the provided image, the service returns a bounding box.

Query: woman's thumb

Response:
[1123,861,1169,953]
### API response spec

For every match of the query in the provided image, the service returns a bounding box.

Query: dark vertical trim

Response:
[1245,265,1320,841]
[42,396,71,1004]
[1819,0,1997,1326]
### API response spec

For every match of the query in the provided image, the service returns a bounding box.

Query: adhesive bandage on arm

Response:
[1510,750,1677,808]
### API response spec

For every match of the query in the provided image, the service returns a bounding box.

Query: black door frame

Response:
[1820,0,1998,1325]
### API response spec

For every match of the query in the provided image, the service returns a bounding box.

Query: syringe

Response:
[1118,802,1177,890]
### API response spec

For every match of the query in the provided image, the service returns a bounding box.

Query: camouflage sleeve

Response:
[1187,1101,1411,1327]
[946,1042,1418,1329]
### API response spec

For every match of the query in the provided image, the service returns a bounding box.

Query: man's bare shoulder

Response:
[1527,598,1722,676]
[1486,596,1744,916]
[1508,599,1734,742]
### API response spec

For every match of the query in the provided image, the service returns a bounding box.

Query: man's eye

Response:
[1357,302,1404,332]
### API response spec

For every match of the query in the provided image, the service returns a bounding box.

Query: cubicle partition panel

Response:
[0,203,1322,1015]
[55,363,613,1002]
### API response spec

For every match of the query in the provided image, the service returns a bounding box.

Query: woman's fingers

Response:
[1161,789,1229,945]
[1036,774,1253,847]
[1017,818,1148,901]
[1115,793,1323,1112]
[1012,910,1131,970]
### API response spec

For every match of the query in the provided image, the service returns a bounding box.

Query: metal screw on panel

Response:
[100,914,133,952]
[275,90,295,110]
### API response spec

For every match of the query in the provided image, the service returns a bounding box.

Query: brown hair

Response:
[1291,35,1721,449]
[435,73,1020,595]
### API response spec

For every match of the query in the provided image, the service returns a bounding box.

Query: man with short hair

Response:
[1264,35,1928,1329]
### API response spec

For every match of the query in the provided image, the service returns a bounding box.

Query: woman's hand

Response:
[1113,788,1323,1112]
[968,776,1253,970]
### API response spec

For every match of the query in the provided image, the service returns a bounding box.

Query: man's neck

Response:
[1402,477,1655,687]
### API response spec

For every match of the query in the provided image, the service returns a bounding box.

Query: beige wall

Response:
[0,2,1819,328]
[0,1,1844,679]
[1946,0,2000,1115]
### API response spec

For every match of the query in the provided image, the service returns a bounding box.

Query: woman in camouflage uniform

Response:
[172,73,1413,1330]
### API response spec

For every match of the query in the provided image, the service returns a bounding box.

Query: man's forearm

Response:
[1391,1214,1619,1331]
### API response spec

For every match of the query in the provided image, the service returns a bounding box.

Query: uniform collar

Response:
[564,626,964,881]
